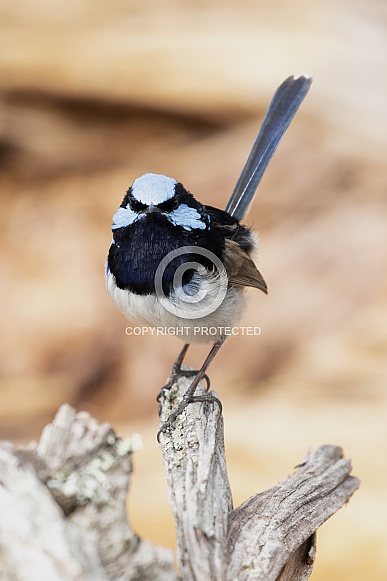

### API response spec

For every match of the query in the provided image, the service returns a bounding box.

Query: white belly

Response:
[105,269,246,344]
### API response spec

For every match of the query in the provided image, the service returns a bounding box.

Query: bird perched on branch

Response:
[106,75,312,438]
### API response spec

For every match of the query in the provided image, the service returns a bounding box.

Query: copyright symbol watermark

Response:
[154,245,228,319]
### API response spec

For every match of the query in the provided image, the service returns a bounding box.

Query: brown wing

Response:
[223,239,268,294]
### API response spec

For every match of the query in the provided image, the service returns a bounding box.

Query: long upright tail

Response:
[225,75,312,221]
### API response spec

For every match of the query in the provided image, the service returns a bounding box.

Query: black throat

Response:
[108,213,225,296]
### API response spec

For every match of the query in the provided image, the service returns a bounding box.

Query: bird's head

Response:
[111,173,207,233]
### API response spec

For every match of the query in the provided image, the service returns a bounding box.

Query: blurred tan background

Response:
[1,0,387,579]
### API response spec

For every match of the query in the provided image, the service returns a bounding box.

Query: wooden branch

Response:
[158,376,360,581]
[0,405,175,581]
[158,377,232,581]
[0,381,359,581]
[226,445,358,581]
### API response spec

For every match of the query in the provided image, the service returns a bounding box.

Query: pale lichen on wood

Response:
[0,405,175,581]
[0,378,359,581]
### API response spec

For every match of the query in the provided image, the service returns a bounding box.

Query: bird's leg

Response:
[157,341,223,441]
[167,343,191,384]
[156,343,190,404]
[156,342,210,405]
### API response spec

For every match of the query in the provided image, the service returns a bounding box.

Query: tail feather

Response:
[225,75,312,221]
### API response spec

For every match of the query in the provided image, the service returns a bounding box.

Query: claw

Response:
[157,392,222,442]
[157,341,224,441]
[190,393,221,411]
[156,369,210,403]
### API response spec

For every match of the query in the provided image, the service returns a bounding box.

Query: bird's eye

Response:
[157,197,180,213]
[128,197,147,213]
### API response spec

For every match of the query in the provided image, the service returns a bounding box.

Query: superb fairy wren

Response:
[106,76,312,437]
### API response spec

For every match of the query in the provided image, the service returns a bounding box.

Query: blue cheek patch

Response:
[112,205,140,230]
[167,204,206,231]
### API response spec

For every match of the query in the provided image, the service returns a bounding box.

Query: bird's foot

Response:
[156,367,210,406]
[157,392,222,442]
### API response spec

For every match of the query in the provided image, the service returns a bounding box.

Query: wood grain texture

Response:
[0,405,175,581]
[0,389,360,580]
[158,376,360,580]
[159,376,232,581]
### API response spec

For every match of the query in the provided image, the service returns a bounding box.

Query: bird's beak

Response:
[146,203,162,214]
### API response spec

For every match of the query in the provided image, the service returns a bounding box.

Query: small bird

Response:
[106,76,312,437]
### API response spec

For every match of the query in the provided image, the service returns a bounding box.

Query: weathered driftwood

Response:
[0,405,175,581]
[0,377,359,581]
[158,376,360,581]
